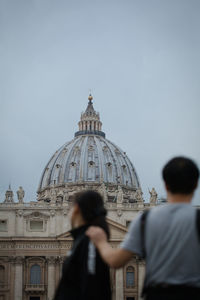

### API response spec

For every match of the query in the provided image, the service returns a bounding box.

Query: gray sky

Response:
[0,0,200,204]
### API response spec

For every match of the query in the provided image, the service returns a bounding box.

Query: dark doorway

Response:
[30,297,40,300]
[126,298,135,300]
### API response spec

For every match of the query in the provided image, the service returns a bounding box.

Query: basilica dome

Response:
[38,95,140,192]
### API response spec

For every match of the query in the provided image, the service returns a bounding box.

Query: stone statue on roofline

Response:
[17,186,25,203]
[135,187,143,203]
[117,186,123,204]
[4,185,14,203]
[149,187,158,204]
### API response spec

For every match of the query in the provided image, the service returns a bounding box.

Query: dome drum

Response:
[37,181,139,206]
[75,130,105,138]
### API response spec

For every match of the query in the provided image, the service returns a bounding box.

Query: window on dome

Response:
[88,145,94,151]
[103,146,108,152]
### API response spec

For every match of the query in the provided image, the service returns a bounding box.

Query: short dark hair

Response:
[73,190,110,238]
[162,156,199,194]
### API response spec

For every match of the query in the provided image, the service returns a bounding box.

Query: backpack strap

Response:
[141,209,150,259]
[196,209,200,242]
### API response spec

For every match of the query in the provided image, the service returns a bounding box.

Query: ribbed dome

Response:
[38,135,140,190]
[38,95,140,192]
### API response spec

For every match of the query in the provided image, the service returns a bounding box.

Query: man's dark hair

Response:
[162,156,199,194]
[73,190,110,238]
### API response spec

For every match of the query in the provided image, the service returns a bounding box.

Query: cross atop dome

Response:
[85,93,96,116]
[75,94,105,138]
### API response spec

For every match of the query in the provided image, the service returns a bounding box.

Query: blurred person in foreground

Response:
[87,157,200,300]
[54,190,111,300]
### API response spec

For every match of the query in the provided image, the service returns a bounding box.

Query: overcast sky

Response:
[0,0,200,204]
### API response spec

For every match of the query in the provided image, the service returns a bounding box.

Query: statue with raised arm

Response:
[149,187,157,204]
[17,186,25,203]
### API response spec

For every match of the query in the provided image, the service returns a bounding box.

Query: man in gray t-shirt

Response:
[121,203,200,288]
[87,157,200,300]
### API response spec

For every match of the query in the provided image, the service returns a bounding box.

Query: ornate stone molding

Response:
[1,256,25,264]
[58,256,65,264]
[46,256,57,264]
[0,241,72,250]
[15,256,25,264]
[24,211,50,220]
[16,209,24,217]
[50,210,56,217]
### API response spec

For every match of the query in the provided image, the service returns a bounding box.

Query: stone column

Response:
[91,120,94,131]
[47,257,56,300]
[138,261,146,300]
[115,268,123,300]
[14,257,24,300]
[16,210,24,235]
[50,210,56,236]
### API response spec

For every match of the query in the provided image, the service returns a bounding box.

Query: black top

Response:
[53,225,111,300]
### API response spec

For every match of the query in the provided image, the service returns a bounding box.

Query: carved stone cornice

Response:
[0,241,73,250]
[3,256,24,264]
[0,256,9,263]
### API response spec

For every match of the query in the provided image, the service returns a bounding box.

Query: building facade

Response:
[0,95,158,300]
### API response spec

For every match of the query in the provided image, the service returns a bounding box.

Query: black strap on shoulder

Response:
[141,209,150,259]
[196,209,200,242]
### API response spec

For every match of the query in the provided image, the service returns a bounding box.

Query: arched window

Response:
[0,265,5,283]
[30,264,41,284]
[126,266,134,288]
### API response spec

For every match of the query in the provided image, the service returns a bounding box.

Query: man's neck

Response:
[167,192,193,204]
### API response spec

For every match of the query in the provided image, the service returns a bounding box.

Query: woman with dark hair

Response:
[54,190,111,300]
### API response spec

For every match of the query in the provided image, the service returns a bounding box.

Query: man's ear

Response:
[194,180,198,190]
[73,203,80,216]
[165,183,170,192]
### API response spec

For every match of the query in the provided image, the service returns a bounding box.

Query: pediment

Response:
[57,218,128,241]
[23,211,50,220]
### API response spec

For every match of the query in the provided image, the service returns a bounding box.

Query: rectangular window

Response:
[30,220,43,231]
[126,271,134,287]
[0,220,7,232]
